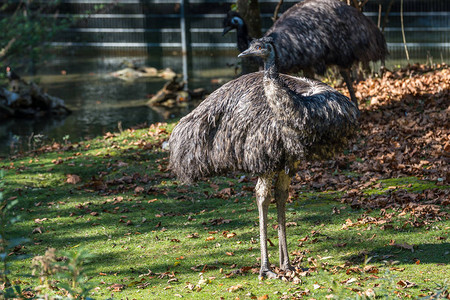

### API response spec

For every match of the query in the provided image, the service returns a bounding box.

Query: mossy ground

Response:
[0,122,448,299]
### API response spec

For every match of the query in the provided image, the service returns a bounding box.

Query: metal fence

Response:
[45,0,449,62]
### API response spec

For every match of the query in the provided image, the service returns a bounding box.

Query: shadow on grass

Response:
[3,136,449,284]
[342,242,450,265]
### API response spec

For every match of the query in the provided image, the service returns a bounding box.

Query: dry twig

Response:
[272,0,283,22]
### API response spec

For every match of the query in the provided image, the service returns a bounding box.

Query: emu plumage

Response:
[223,0,388,105]
[170,73,357,182]
[169,37,359,278]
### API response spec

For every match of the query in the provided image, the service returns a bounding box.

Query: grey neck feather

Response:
[263,44,279,80]
[263,43,298,123]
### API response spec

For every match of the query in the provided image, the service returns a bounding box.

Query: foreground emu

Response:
[169,37,359,278]
[223,0,388,105]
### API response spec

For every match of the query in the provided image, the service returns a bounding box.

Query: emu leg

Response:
[275,171,292,271]
[340,68,358,106]
[256,174,277,279]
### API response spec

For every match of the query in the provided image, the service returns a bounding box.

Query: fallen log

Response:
[0,79,71,119]
[147,77,206,108]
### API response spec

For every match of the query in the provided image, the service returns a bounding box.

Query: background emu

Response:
[169,37,359,278]
[222,0,388,105]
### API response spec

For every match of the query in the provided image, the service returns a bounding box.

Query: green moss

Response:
[379,176,445,191]
[365,176,449,196]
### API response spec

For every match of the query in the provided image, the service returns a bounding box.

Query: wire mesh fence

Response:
[27,0,444,63]
[1,0,448,67]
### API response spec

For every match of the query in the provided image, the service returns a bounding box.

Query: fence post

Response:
[180,0,189,90]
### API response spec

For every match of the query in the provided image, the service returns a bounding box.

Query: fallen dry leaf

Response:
[298,236,309,242]
[134,186,145,193]
[66,174,81,184]
[390,241,415,252]
[313,283,323,290]
[109,283,125,292]
[346,267,362,274]
[116,161,128,167]
[209,217,232,225]
[291,64,450,213]
[227,284,243,292]
[343,277,358,285]
[363,288,376,298]
[34,218,48,223]
[226,232,236,238]
[32,227,44,234]
[363,265,379,274]
[397,280,417,288]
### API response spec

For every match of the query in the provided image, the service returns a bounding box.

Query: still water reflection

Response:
[0,53,237,157]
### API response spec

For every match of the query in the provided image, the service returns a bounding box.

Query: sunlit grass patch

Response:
[0,122,449,299]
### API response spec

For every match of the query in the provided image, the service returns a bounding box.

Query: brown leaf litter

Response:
[292,64,449,219]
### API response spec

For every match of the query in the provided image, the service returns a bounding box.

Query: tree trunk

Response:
[236,0,262,38]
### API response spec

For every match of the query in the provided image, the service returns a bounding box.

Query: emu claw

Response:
[259,270,278,280]
[280,264,296,272]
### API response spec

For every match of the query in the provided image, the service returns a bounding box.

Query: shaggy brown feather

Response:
[169,37,360,278]
[223,0,388,75]
[169,72,359,183]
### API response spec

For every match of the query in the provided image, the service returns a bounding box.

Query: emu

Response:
[223,0,388,106]
[169,37,359,278]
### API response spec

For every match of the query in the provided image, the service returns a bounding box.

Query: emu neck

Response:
[263,51,295,123]
[263,53,279,81]
[236,24,250,52]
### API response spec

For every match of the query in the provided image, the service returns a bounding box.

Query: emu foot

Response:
[259,269,278,280]
[280,263,295,272]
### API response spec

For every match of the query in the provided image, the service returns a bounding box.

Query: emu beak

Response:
[238,48,254,58]
[222,26,233,36]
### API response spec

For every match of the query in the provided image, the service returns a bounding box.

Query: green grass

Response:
[0,122,449,299]
[365,177,443,196]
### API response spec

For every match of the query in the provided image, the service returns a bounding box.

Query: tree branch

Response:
[400,0,410,62]
[382,0,395,33]
[0,37,17,61]
[272,0,283,22]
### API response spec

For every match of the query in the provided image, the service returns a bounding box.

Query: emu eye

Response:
[257,46,261,50]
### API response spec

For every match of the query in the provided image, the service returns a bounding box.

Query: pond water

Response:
[0,51,238,157]
[0,47,447,157]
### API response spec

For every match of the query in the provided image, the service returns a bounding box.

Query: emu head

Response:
[222,11,245,35]
[238,37,275,60]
